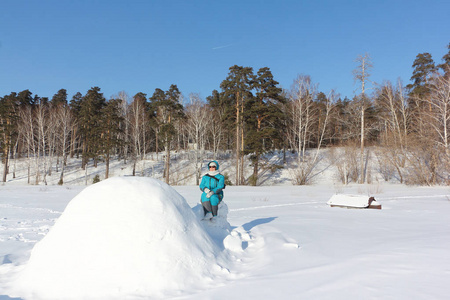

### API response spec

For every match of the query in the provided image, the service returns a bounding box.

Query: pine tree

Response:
[438,42,450,77]
[0,93,19,182]
[407,52,437,98]
[79,87,106,169]
[17,90,34,107]
[148,89,165,157]
[70,92,83,115]
[101,98,124,179]
[51,89,68,107]
[69,92,83,158]
[150,85,185,183]
[220,65,254,185]
[245,67,283,185]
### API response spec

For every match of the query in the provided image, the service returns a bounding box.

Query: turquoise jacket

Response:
[199,160,225,206]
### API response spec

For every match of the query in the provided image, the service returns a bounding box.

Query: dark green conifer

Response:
[79,87,106,168]
[407,53,437,98]
[245,67,284,185]
[0,93,19,182]
[51,89,68,107]
[101,98,124,178]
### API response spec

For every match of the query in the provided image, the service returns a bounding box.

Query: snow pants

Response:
[202,200,218,217]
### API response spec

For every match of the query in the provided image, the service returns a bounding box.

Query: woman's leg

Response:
[202,200,212,215]
[209,194,220,216]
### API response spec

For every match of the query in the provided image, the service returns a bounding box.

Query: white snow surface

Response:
[1,179,450,299]
[6,177,232,299]
[327,194,373,208]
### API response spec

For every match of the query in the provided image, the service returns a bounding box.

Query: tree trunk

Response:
[195,142,200,186]
[165,139,170,184]
[252,153,259,186]
[85,161,88,185]
[240,119,245,185]
[59,161,65,185]
[360,106,365,184]
[105,151,110,179]
[2,147,9,182]
[235,93,240,185]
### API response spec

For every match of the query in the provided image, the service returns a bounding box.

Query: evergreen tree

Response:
[407,52,437,98]
[79,87,106,168]
[148,88,165,155]
[69,92,83,158]
[70,92,83,116]
[17,90,34,107]
[51,89,68,107]
[0,93,19,182]
[206,89,221,107]
[245,67,284,185]
[220,65,254,185]
[150,85,185,183]
[101,98,124,178]
[438,42,450,76]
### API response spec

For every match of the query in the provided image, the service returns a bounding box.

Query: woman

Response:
[199,160,225,219]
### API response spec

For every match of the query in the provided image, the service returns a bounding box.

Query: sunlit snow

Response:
[1,176,450,299]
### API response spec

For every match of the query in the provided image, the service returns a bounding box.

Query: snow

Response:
[7,177,233,299]
[1,178,450,299]
[327,194,374,208]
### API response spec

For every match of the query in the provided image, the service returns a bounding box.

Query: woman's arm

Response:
[199,176,206,191]
[211,175,225,193]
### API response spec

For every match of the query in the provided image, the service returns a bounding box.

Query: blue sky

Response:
[1,0,449,102]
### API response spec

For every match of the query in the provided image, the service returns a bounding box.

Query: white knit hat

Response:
[208,162,217,168]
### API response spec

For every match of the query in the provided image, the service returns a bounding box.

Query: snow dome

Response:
[12,177,230,299]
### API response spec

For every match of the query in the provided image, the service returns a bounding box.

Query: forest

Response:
[1,44,449,186]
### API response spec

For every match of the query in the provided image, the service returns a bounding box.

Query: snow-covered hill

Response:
[2,149,380,187]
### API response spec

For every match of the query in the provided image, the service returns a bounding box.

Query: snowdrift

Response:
[11,177,230,299]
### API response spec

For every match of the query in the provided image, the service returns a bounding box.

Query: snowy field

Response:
[1,178,449,299]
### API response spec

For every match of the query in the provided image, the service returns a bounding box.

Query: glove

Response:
[203,188,210,194]
[206,191,214,198]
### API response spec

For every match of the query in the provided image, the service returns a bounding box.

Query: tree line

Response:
[1,43,449,186]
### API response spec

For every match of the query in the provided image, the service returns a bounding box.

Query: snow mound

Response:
[192,201,231,248]
[11,177,229,299]
[327,194,376,208]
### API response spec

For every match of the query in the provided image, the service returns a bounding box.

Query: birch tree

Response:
[288,75,317,164]
[185,93,210,185]
[55,104,73,185]
[18,106,36,184]
[288,77,334,184]
[374,80,409,183]
[34,100,49,184]
[353,53,373,183]
[426,73,450,155]
[129,92,148,176]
